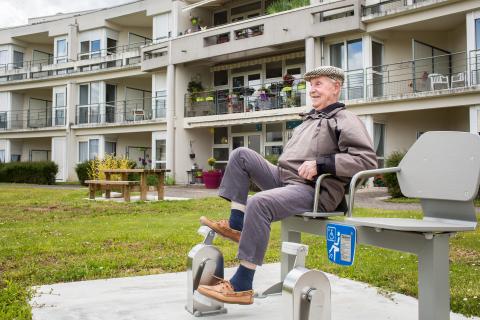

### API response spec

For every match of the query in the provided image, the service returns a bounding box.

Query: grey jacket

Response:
[278,102,378,211]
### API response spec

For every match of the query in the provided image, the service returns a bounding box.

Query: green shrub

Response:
[75,161,90,186]
[384,151,405,198]
[0,161,57,185]
[266,0,310,14]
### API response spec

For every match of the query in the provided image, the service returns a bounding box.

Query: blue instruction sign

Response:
[326,223,357,266]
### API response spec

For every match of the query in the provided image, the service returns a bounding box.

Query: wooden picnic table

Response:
[101,169,170,201]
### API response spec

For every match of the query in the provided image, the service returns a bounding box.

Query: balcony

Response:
[184,50,480,120]
[141,39,169,72]
[76,41,147,71]
[170,0,363,64]
[184,80,307,118]
[75,97,166,126]
[0,42,148,84]
[363,51,477,101]
[0,58,75,83]
[362,0,434,17]
[0,107,66,131]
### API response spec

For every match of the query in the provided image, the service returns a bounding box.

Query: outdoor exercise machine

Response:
[186,226,227,317]
[186,131,479,320]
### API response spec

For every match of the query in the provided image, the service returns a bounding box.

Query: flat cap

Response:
[304,66,345,84]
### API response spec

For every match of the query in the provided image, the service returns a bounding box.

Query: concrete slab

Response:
[31,263,478,320]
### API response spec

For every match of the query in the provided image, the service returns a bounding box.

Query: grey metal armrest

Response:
[347,167,401,217]
[312,173,331,215]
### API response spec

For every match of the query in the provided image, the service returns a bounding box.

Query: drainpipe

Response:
[166,62,175,178]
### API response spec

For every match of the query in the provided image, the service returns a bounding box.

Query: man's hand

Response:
[298,160,317,181]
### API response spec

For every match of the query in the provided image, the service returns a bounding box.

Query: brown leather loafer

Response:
[197,278,253,305]
[199,216,241,243]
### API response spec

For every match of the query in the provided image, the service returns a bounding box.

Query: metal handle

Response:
[313,174,331,215]
[197,226,216,245]
[282,242,308,268]
[347,167,401,217]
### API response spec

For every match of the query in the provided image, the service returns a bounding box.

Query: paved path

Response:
[31,263,477,320]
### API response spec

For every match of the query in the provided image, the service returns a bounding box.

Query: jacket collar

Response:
[301,102,345,120]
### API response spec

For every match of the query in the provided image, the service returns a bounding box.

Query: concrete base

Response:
[31,263,477,320]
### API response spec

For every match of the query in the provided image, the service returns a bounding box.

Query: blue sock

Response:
[228,209,244,231]
[230,264,255,292]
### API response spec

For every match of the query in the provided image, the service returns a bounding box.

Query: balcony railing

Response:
[0,42,147,84]
[0,107,66,131]
[362,0,429,16]
[77,41,150,60]
[364,51,474,99]
[185,50,480,118]
[184,80,307,117]
[75,97,166,125]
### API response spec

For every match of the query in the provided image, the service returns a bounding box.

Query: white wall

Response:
[383,107,469,156]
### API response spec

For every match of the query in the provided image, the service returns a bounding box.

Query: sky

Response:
[0,0,136,28]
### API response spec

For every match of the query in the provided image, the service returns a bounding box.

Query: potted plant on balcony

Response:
[187,80,204,102]
[202,157,222,189]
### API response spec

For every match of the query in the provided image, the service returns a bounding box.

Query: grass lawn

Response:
[0,185,479,319]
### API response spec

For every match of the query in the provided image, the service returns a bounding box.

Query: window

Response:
[155,139,166,169]
[107,38,117,54]
[56,39,67,63]
[155,90,166,118]
[91,40,101,58]
[0,150,4,163]
[265,123,282,142]
[79,84,89,105]
[0,51,7,66]
[30,150,50,161]
[266,61,282,79]
[213,127,229,166]
[476,18,480,50]
[78,139,99,162]
[214,127,228,144]
[214,11,228,26]
[330,43,344,68]
[13,51,24,68]
[127,146,152,168]
[79,141,88,162]
[214,70,228,86]
[80,41,90,60]
[11,154,21,162]
[213,148,229,161]
[89,139,99,160]
[374,123,385,168]
[265,123,283,156]
[0,112,7,129]
[105,141,117,156]
[55,92,66,126]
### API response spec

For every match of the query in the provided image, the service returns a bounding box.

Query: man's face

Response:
[309,76,341,110]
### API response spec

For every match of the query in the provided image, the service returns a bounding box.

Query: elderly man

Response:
[198,66,377,305]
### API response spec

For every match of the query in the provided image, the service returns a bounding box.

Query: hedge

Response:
[0,161,58,185]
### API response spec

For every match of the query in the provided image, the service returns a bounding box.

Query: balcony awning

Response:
[210,51,305,72]
[182,0,224,12]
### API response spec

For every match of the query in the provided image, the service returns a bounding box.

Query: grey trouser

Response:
[218,147,315,266]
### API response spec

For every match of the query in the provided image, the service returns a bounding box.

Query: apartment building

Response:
[0,0,479,183]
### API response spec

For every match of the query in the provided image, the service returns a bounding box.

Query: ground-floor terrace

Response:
[0,124,167,182]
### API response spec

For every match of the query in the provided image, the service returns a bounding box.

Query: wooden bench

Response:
[85,180,140,202]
